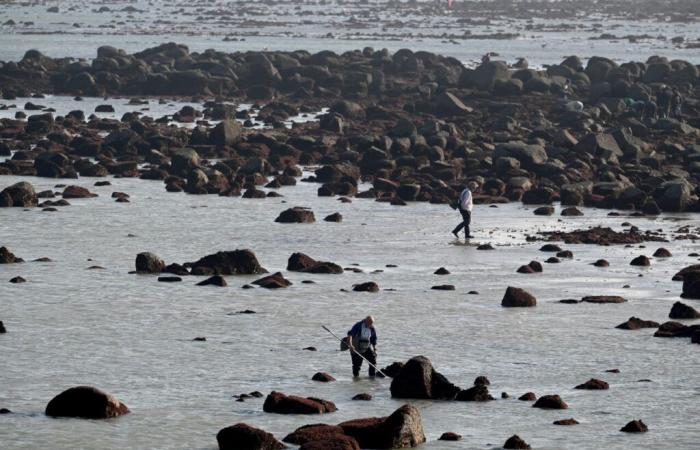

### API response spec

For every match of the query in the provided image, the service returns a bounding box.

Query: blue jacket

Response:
[347,320,377,346]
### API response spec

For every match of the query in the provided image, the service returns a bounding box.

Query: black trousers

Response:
[452,209,471,237]
[351,347,377,376]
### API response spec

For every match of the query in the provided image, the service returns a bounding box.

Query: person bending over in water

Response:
[452,181,477,239]
[346,316,378,378]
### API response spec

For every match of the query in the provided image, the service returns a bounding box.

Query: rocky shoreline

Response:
[1,44,699,214]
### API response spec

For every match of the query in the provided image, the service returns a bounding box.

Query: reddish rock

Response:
[217,423,285,450]
[62,185,97,198]
[311,372,336,382]
[275,207,315,223]
[253,272,292,289]
[390,356,461,400]
[501,286,537,307]
[533,394,568,409]
[615,317,659,330]
[575,378,609,390]
[518,392,537,401]
[45,386,129,419]
[339,404,426,449]
[352,393,372,401]
[287,253,343,274]
[620,419,648,433]
[263,391,337,414]
[672,264,700,281]
[283,424,346,445]
[561,207,583,216]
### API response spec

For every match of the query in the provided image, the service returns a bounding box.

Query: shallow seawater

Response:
[0,96,323,129]
[1,171,699,449]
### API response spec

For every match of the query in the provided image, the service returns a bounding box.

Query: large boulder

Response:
[0,182,38,207]
[135,252,165,273]
[275,207,315,223]
[45,386,129,419]
[0,246,21,264]
[653,180,695,212]
[339,404,426,449]
[189,250,266,275]
[390,356,461,400]
[216,423,285,450]
[493,142,548,169]
[470,61,510,91]
[210,120,242,147]
[669,301,700,319]
[501,286,537,307]
[284,424,348,445]
[287,253,343,274]
[682,272,700,299]
[263,392,336,414]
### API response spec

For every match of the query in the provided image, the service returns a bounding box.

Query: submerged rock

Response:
[287,253,343,274]
[253,272,292,289]
[575,378,609,390]
[311,372,336,382]
[669,301,700,319]
[216,423,285,450]
[533,394,568,409]
[135,252,165,274]
[615,317,660,330]
[620,419,648,433]
[189,250,267,275]
[275,207,315,223]
[45,386,129,419]
[503,434,531,449]
[438,432,462,441]
[0,246,22,264]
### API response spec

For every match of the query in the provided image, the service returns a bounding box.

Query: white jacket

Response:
[459,188,473,211]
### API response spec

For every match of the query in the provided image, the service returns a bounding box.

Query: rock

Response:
[518,392,536,401]
[382,362,405,378]
[283,424,347,445]
[630,255,650,266]
[503,435,531,449]
[135,252,165,274]
[593,259,610,267]
[434,267,450,275]
[653,321,691,338]
[561,207,583,216]
[324,212,343,222]
[615,317,660,330]
[620,420,648,433]
[517,265,535,274]
[287,253,343,274]
[197,275,227,287]
[299,436,359,450]
[0,408,10,413]
[455,385,494,401]
[216,423,285,450]
[434,91,473,116]
[540,244,562,252]
[275,207,315,223]
[312,372,336,382]
[0,321,6,333]
[9,276,26,283]
[581,296,626,304]
[0,181,38,207]
[533,206,554,216]
[431,285,455,290]
[158,276,181,282]
[390,356,461,400]
[476,244,495,250]
[553,418,579,425]
[533,394,568,409]
[253,272,292,289]
[353,282,379,292]
[45,386,129,418]
[62,185,97,198]
[0,246,21,264]
[575,378,609,390]
[263,391,336,414]
[669,301,700,319]
[352,393,372,401]
[474,376,490,386]
[438,432,462,441]
[339,404,426,449]
[653,248,672,258]
[209,119,242,146]
[501,286,537,307]
[674,264,700,281]
[493,141,548,169]
[189,250,266,275]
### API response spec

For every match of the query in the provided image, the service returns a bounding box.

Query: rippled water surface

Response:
[1,170,699,449]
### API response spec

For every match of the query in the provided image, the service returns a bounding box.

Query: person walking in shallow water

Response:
[346,316,377,377]
[452,182,476,239]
